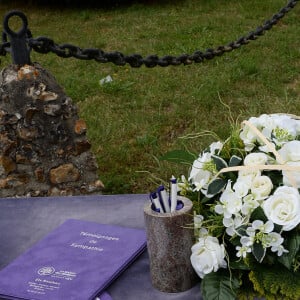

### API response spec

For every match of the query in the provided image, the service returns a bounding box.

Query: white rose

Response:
[190,236,227,279]
[237,169,261,189]
[281,161,300,188]
[278,140,300,162]
[244,152,269,166]
[277,141,300,188]
[251,175,273,200]
[263,186,300,231]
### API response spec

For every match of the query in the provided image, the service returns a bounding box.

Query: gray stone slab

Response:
[0,194,202,300]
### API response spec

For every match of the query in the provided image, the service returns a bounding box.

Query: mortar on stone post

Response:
[143,196,197,293]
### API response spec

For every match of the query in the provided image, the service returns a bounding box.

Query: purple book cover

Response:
[0,219,146,300]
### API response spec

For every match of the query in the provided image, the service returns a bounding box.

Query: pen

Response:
[150,192,162,212]
[170,176,177,212]
[157,185,170,213]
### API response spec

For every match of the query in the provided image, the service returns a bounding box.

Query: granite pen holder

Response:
[144,196,197,293]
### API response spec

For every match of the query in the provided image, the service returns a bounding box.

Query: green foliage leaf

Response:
[159,150,196,164]
[278,232,300,270]
[250,206,267,223]
[211,155,228,171]
[201,196,214,204]
[201,271,240,300]
[207,178,227,195]
[252,243,266,263]
[230,226,247,246]
[229,260,250,271]
[235,225,247,237]
[273,223,283,233]
[265,170,282,187]
[228,155,243,167]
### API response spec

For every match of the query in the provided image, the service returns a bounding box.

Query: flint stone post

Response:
[0,63,103,197]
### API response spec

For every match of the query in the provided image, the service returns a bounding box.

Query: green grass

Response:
[0,0,299,194]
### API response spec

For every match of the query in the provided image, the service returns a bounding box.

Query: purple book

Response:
[0,219,146,300]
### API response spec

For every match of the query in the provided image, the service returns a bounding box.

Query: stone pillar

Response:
[0,63,103,197]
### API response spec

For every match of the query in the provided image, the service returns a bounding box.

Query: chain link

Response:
[1,0,299,67]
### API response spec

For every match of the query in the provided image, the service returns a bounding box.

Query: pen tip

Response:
[150,191,157,199]
[170,176,177,183]
[158,185,165,191]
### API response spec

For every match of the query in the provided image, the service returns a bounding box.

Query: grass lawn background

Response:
[0,0,299,194]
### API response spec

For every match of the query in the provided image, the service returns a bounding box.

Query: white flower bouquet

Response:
[164,114,300,299]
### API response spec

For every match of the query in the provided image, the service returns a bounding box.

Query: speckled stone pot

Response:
[144,196,198,293]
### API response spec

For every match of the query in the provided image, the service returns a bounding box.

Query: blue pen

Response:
[157,185,170,213]
[170,176,177,212]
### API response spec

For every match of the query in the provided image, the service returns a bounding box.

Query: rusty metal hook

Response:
[3,10,31,65]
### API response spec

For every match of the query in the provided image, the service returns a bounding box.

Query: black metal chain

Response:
[1,0,299,67]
